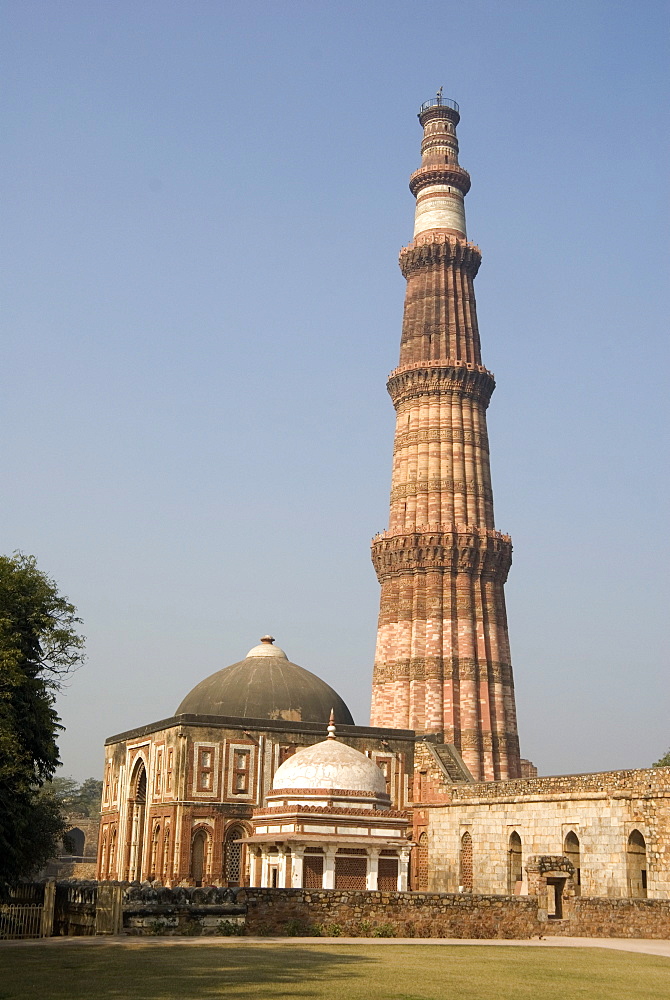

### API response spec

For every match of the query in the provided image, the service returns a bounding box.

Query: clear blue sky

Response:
[2,1,668,780]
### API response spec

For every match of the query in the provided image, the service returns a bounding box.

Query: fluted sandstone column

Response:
[371,97,521,781]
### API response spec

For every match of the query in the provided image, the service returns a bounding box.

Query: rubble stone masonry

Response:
[421,767,670,898]
[241,888,670,939]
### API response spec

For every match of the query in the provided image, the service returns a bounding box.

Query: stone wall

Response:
[242,888,670,939]
[122,884,245,936]
[550,897,670,939]
[24,881,670,938]
[243,888,539,938]
[50,861,97,881]
[412,741,453,804]
[425,766,670,898]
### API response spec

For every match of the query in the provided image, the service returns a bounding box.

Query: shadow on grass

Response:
[0,943,374,1000]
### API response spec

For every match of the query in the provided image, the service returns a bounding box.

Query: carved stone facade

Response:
[245,726,411,891]
[370,98,520,782]
[97,714,414,888]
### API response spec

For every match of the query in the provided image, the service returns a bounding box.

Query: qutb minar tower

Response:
[371,94,521,781]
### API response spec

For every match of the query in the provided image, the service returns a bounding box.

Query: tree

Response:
[45,776,103,818]
[0,553,85,896]
[653,749,670,767]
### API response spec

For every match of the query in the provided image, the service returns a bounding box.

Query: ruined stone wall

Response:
[22,881,670,938]
[242,888,670,939]
[425,767,670,898]
[412,740,453,804]
[243,888,538,938]
[550,897,670,938]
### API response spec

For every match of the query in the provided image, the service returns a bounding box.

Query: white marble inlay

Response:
[414,187,466,237]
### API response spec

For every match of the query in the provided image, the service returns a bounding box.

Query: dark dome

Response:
[175,636,354,725]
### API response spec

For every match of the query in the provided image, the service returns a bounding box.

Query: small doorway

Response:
[546,877,566,919]
[66,827,86,858]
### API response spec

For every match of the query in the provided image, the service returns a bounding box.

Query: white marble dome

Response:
[272,737,387,796]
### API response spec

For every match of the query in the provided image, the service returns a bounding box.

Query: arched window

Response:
[508,832,522,894]
[414,831,429,891]
[134,763,147,803]
[163,826,171,878]
[191,829,208,886]
[627,830,647,898]
[99,833,108,878]
[459,831,473,892]
[564,831,581,895]
[128,759,147,881]
[66,827,85,857]
[108,827,117,878]
[150,824,161,878]
[224,826,244,886]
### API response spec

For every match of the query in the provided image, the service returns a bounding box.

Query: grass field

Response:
[0,941,668,1000]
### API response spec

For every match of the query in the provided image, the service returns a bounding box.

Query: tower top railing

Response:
[419,96,459,113]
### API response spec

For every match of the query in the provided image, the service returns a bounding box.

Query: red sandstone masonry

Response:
[370,103,520,781]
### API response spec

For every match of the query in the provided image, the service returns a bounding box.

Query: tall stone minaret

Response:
[370,96,521,781]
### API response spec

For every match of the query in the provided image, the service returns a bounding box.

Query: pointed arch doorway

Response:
[127,760,147,881]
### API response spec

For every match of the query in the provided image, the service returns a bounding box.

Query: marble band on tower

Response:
[370,97,521,781]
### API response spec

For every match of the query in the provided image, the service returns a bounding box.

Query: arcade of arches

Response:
[412,767,667,898]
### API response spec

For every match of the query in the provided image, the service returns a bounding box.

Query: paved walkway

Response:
[3,936,669,957]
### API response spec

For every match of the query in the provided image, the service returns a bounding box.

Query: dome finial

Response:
[327,708,336,739]
[260,635,274,644]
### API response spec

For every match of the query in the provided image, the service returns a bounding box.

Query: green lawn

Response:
[0,942,667,1000]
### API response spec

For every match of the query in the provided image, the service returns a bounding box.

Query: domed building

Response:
[176,636,354,725]
[97,638,418,887]
[245,715,410,890]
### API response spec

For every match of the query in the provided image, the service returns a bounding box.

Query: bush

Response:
[284,918,313,936]
[216,919,245,936]
[180,921,203,936]
[372,922,396,938]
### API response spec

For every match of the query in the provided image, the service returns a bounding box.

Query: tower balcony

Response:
[409,164,471,197]
[419,97,460,127]
[419,97,459,113]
